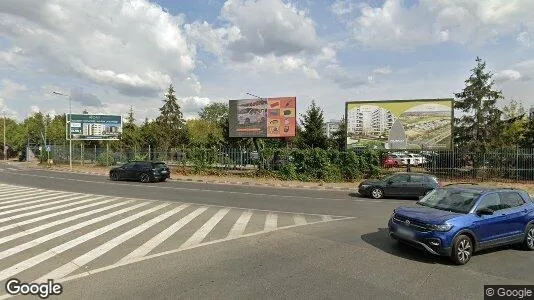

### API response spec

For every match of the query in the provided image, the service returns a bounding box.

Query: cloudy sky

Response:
[0,0,533,122]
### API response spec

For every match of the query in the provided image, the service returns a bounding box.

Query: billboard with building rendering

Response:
[228,97,297,138]
[67,114,122,140]
[345,99,453,150]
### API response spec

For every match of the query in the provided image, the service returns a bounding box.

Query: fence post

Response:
[106,142,109,167]
[516,146,519,182]
[81,143,84,166]
[148,145,151,161]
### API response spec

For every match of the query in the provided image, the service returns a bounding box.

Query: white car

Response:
[237,108,266,125]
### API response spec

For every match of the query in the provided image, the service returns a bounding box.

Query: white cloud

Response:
[0,0,197,97]
[373,67,392,75]
[331,0,359,17]
[1,79,27,97]
[30,105,40,114]
[495,69,522,83]
[346,0,534,51]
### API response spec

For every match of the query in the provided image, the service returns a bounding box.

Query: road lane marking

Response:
[0,186,37,196]
[118,207,208,263]
[227,210,253,239]
[0,192,69,209]
[0,199,133,245]
[264,212,278,231]
[0,196,115,224]
[37,204,189,281]
[321,215,333,221]
[58,216,356,285]
[178,208,231,250]
[0,203,170,282]
[293,215,307,226]
[0,202,151,261]
[0,197,115,233]
[0,194,93,217]
[0,190,52,203]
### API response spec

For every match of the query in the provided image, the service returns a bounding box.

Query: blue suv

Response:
[388,184,534,265]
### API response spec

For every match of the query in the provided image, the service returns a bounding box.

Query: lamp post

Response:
[51,91,72,170]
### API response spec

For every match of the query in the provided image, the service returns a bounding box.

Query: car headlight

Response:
[430,224,453,232]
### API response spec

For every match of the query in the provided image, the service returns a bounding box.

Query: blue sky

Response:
[0,0,533,122]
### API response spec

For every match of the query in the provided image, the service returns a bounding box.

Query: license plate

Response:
[396,227,415,239]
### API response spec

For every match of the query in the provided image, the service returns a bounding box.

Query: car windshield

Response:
[417,188,481,213]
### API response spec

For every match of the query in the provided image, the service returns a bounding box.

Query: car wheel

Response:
[370,187,384,199]
[140,173,151,183]
[451,234,473,265]
[159,178,167,182]
[524,224,534,251]
[110,172,119,181]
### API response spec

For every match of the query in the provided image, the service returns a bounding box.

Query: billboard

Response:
[67,114,122,140]
[345,99,453,150]
[228,97,297,138]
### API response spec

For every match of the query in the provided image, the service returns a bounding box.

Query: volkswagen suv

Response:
[388,184,534,265]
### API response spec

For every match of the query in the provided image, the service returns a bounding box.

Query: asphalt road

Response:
[0,162,533,300]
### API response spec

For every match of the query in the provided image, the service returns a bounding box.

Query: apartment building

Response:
[347,105,395,136]
[323,120,340,138]
[83,123,104,136]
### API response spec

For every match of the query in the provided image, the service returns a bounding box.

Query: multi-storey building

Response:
[323,120,340,138]
[347,105,395,136]
[83,123,104,136]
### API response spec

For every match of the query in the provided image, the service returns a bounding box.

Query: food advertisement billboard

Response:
[67,114,122,141]
[345,99,453,150]
[228,97,297,138]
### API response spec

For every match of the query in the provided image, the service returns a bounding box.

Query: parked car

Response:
[109,161,170,183]
[358,172,441,199]
[383,155,402,167]
[388,184,534,265]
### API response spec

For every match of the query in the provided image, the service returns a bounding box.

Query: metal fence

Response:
[30,145,534,182]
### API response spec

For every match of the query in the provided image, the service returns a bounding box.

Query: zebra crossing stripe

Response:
[0,201,152,261]
[293,215,307,226]
[0,199,133,245]
[264,212,278,231]
[118,207,208,263]
[0,192,69,209]
[0,187,37,196]
[0,195,93,217]
[227,210,253,239]
[0,197,116,233]
[0,190,51,202]
[178,208,230,250]
[0,196,110,224]
[36,204,190,281]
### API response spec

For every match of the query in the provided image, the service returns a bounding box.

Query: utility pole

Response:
[51,91,72,170]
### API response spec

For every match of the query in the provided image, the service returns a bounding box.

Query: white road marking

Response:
[178,208,230,250]
[37,204,189,281]
[0,202,151,261]
[321,215,333,221]
[118,207,208,263]
[0,190,52,202]
[0,196,113,224]
[293,215,307,226]
[0,186,37,196]
[227,210,253,239]
[0,192,69,209]
[0,203,170,281]
[0,197,114,233]
[264,212,278,231]
[0,194,92,217]
[0,199,132,245]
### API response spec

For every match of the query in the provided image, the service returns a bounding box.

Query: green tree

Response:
[186,119,224,147]
[121,106,139,150]
[453,57,504,154]
[199,102,228,124]
[330,117,347,151]
[520,116,534,148]
[498,99,526,148]
[299,100,327,149]
[156,84,187,150]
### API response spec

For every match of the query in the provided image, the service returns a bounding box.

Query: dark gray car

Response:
[358,172,441,199]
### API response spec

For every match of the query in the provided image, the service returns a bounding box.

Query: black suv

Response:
[358,172,441,199]
[110,161,170,183]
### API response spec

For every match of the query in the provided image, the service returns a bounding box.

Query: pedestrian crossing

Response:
[0,183,352,295]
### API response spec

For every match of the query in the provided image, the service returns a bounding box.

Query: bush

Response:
[278,163,297,181]
[97,152,115,166]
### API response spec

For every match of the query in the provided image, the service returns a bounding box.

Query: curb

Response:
[12,164,356,192]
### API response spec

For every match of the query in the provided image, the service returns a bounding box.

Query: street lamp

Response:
[51,91,72,170]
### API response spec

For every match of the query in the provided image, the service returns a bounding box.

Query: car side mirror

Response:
[476,207,494,216]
